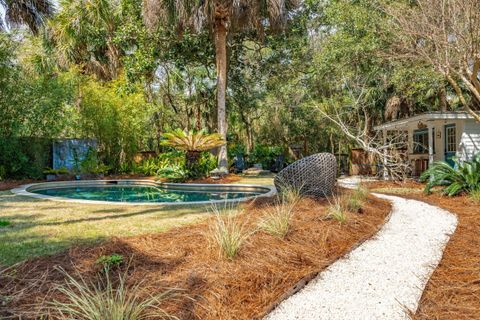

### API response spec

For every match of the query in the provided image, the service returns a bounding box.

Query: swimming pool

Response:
[12,180,275,205]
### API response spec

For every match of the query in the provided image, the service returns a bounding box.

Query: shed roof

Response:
[374,111,476,131]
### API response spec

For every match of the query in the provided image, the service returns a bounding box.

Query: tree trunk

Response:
[439,84,448,112]
[214,18,228,171]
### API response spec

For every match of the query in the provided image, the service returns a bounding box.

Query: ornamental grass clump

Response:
[344,186,369,213]
[50,267,177,320]
[326,193,348,223]
[470,189,480,204]
[259,201,295,238]
[258,184,301,238]
[209,204,250,260]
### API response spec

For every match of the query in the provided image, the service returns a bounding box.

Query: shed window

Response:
[413,129,429,154]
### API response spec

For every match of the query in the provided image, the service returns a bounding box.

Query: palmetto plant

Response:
[0,0,54,33]
[143,0,299,170]
[420,153,480,196]
[161,129,224,172]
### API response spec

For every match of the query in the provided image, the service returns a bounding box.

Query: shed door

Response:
[444,124,456,167]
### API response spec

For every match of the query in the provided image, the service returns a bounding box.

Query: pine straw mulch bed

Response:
[365,181,480,320]
[1,192,390,320]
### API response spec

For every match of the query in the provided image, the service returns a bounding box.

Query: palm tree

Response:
[161,129,225,170]
[0,0,54,34]
[143,0,299,172]
[47,0,122,80]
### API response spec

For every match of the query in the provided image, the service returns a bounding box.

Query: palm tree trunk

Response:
[214,19,228,171]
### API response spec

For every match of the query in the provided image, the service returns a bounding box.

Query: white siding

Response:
[459,120,480,161]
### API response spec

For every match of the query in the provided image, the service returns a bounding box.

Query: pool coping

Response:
[10,180,277,206]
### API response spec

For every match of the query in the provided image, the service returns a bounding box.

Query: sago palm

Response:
[420,153,480,196]
[161,129,225,170]
[143,0,299,171]
[0,0,54,33]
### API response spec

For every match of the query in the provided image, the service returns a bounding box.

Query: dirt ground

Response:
[0,192,390,319]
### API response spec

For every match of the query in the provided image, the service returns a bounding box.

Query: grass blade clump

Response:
[259,201,295,238]
[470,189,480,204]
[326,192,348,223]
[50,267,178,320]
[344,186,369,213]
[258,182,302,238]
[210,203,250,260]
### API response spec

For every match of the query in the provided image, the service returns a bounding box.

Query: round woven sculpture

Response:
[274,153,337,198]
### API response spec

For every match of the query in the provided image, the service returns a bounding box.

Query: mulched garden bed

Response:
[0,191,390,319]
[365,181,480,320]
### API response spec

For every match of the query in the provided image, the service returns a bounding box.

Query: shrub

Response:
[136,151,185,177]
[80,149,111,175]
[0,165,5,180]
[95,254,124,269]
[0,220,11,227]
[44,167,70,175]
[50,268,177,320]
[420,153,480,196]
[209,204,250,259]
[259,201,295,238]
[249,145,283,170]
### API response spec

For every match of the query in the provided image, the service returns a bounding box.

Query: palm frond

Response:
[161,129,225,152]
[2,0,54,34]
[420,153,480,196]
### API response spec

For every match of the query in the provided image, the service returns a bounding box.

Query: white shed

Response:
[374,111,480,176]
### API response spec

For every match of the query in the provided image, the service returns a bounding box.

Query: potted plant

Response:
[43,167,70,181]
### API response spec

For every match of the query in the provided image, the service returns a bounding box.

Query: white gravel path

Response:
[265,180,458,320]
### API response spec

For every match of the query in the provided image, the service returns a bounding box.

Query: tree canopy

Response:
[1,0,478,179]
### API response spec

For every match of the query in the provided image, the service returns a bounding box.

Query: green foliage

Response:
[160,130,222,179]
[95,254,124,269]
[136,151,184,176]
[420,153,480,196]
[0,220,11,228]
[161,129,225,152]
[79,77,153,170]
[136,150,215,181]
[0,138,53,179]
[249,145,283,170]
[50,267,177,320]
[80,149,111,175]
[470,189,480,204]
[44,167,70,175]
[189,152,217,179]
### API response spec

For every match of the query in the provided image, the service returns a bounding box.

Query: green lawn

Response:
[0,175,274,266]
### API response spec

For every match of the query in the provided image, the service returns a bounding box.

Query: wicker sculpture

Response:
[274,153,337,198]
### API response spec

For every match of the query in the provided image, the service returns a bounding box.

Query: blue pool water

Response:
[32,185,262,203]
